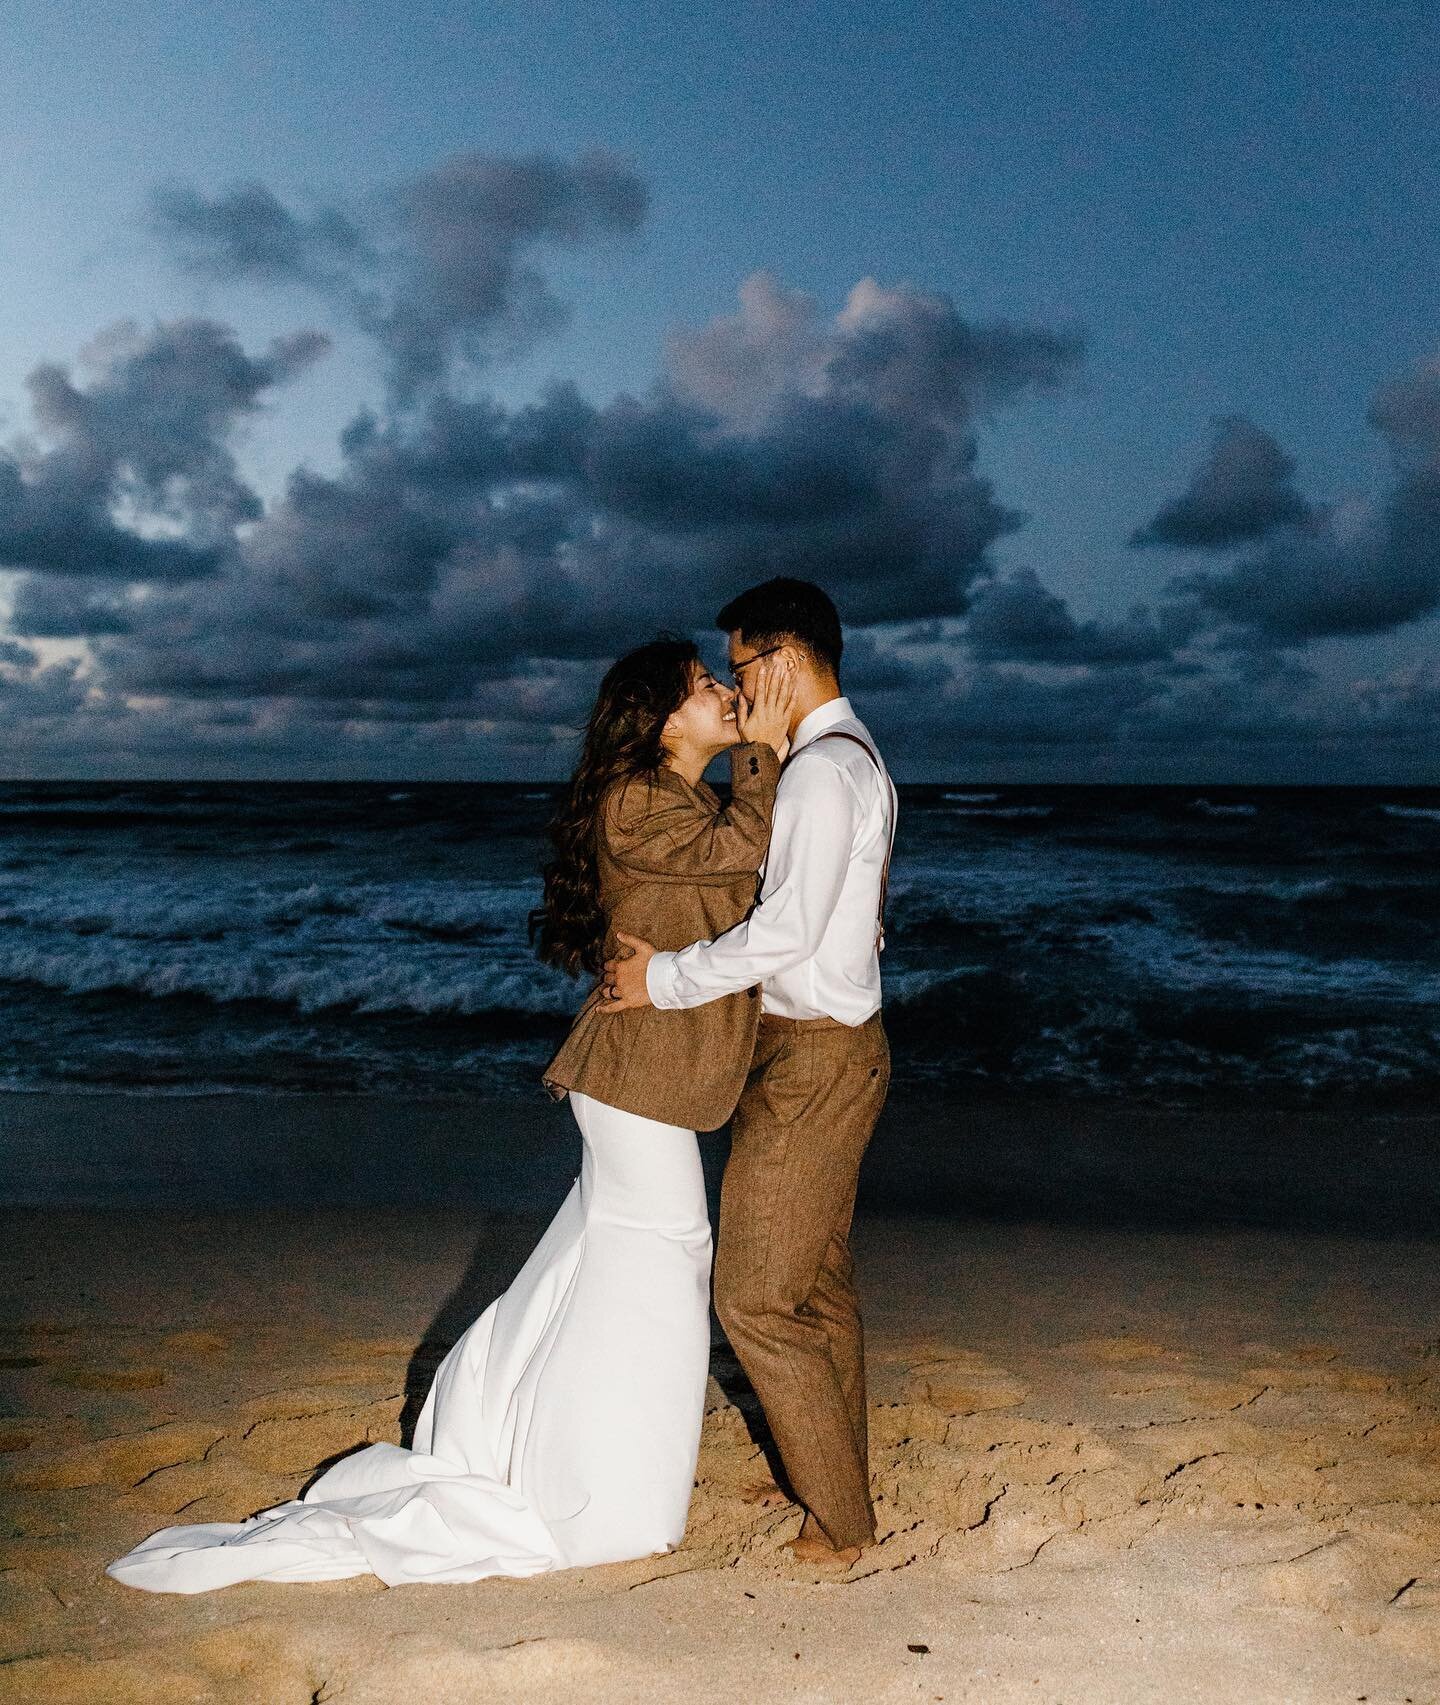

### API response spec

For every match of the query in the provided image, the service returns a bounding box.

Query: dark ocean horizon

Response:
[0,776,1437,1115]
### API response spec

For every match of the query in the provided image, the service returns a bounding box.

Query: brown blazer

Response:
[542,741,780,1132]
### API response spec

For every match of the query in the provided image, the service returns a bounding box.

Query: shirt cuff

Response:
[646,950,683,1009]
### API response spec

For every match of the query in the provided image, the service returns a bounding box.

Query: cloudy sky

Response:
[2,0,1437,782]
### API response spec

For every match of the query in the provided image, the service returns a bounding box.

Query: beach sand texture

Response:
[2,1187,1438,1705]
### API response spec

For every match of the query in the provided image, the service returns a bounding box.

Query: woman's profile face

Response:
[662,662,739,757]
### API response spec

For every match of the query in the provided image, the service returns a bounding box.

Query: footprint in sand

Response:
[1061,1336,1184,1364]
[909,1368,1030,1415]
[0,1355,44,1371]
[161,1332,229,1356]
[118,1455,296,1523]
[235,1393,403,1474]
[891,1350,1029,1416]
[1224,1528,1431,1638]
[50,1367,167,1392]
[1239,1340,1338,1365]
[301,1362,410,1387]
[0,1429,34,1454]
[14,1420,222,1491]
[327,1337,414,1359]
[1106,1375,1270,1419]
[0,1566,67,1640]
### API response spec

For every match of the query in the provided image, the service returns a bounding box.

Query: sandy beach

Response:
[2,1092,1438,1703]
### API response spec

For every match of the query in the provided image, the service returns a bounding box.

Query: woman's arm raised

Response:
[601,743,780,883]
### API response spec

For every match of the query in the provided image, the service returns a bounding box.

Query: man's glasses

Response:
[727,644,786,688]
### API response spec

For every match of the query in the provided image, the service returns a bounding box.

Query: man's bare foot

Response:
[785,1533,863,1570]
[739,1481,790,1509]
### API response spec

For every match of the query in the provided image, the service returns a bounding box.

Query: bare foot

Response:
[785,1534,863,1570]
[739,1481,790,1509]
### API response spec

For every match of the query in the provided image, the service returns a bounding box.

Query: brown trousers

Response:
[714,1010,890,1550]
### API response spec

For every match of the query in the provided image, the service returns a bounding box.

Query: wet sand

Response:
[3,1086,1438,1233]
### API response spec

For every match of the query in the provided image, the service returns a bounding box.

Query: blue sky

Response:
[1,0,1437,780]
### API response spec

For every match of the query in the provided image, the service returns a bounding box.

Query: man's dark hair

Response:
[716,577,843,676]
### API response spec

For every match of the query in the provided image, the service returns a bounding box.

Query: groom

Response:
[600,577,896,1569]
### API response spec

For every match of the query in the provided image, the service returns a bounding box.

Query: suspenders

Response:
[811,729,897,951]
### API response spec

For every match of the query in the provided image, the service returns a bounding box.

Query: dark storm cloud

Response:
[1131,415,1312,550]
[4,268,1082,719]
[664,273,1083,431]
[1368,357,1440,457]
[1352,659,1440,736]
[23,144,1436,779]
[836,628,941,692]
[0,651,88,720]
[603,274,1085,624]
[964,568,1178,666]
[151,181,366,288]
[847,625,1434,782]
[944,662,1164,746]
[152,150,648,400]
[840,647,1176,771]
[824,280,1085,424]
[1163,364,1440,643]
[0,318,327,583]
[8,577,136,636]
[1178,482,1440,642]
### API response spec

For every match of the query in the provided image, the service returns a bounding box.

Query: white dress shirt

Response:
[645,696,895,1024]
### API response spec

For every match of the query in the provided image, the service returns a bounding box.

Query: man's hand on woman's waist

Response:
[600,931,656,1011]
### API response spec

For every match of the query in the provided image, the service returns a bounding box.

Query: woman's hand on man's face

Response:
[736,655,796,760]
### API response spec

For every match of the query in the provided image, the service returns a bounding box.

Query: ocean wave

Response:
[1189,798,1258,817]
[1087,914,1440,1001]
[0,805,192,829]
[1161,875,1341,905]
[3,777,1439,1106]
[1382,804,1440,823]
[1159,876,1440,964]
[882,966,1440,1100]
[260,887,363,926]
[267,837,341,855]
[0,936,576,1017]
[0,891,247,943]
[944,805,1053,820]
[0,877,534,944]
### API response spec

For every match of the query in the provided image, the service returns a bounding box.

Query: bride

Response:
[107,637,794,1592]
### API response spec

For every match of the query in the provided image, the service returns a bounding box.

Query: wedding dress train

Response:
[107,1091,713,1592]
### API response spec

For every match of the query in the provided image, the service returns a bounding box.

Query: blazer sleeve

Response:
[601,743,779,885]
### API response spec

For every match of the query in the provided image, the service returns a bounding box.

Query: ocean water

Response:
[0,779,1437,1108]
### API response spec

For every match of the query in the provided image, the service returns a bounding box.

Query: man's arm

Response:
[645,754,859,1010]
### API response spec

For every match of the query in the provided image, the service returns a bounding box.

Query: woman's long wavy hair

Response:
[530,636,701,978]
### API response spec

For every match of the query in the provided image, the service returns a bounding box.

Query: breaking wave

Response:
[0,777,1437,1103]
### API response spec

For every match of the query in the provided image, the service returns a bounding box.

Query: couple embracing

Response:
[108,577,896,1594]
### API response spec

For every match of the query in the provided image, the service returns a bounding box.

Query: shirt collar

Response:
[790,695,855,755]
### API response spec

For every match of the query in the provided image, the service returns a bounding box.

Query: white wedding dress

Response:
[107,1092,713,1592]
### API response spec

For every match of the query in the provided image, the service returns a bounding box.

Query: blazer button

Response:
[749,757,759,774]
[747,986,758,998]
